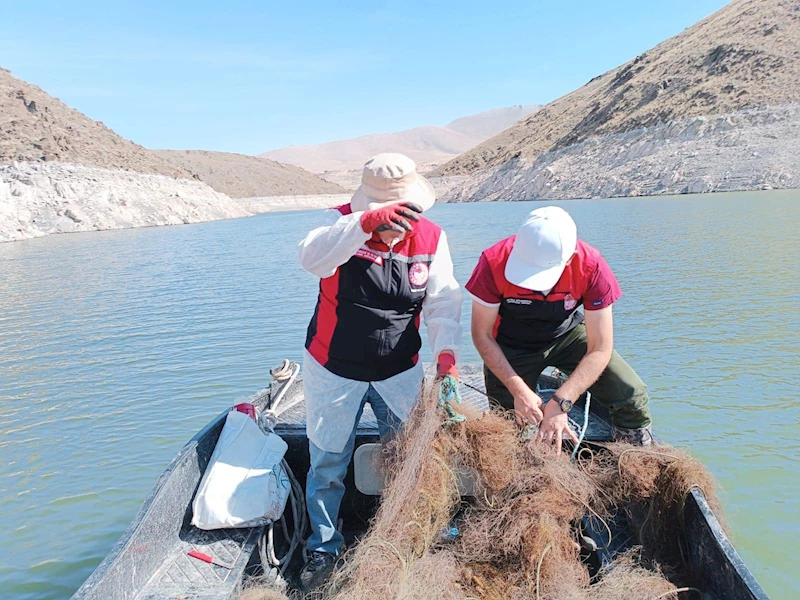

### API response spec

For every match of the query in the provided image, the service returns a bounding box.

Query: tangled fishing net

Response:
[245,375,721,600]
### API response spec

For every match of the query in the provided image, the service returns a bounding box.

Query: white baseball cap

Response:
[505,206,578,291]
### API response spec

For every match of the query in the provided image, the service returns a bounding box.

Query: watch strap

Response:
[552,393,572,412]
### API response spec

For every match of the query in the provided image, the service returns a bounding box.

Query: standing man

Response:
[297,153,462,589]
[466,206,652,453]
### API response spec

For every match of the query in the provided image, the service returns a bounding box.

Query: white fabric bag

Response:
[192,405,290,530]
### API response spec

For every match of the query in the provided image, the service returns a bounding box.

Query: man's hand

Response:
[538,399,579,454]
[509,379,544,425]
[436,352,458,379]
[360,202,422,234]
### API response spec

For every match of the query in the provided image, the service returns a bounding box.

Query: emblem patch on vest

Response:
[564,294,577,310]
[408,262,429,288]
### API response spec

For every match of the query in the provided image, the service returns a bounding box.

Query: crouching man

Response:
[297,153,462,589]
[466,206,652,453]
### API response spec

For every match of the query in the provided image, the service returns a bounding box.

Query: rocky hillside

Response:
[0,68,255,242]
[153,149,345,198]
[433,0,800,201]
[1,69,349,242]
[0,68,191,179]
[261,105,539,189]
[0,162,250,243]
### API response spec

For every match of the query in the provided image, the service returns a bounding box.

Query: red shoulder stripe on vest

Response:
[307,275,340,366]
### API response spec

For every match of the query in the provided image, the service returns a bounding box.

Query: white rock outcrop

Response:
[437,106,800,203]
[0,162,252,242]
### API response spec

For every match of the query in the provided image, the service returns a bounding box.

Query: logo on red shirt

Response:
[564,293,577,310]
[409,262,429,288]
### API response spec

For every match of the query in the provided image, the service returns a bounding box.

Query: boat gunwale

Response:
[71,408,230,599]
[71,370,772,600]
[687,487,770,600]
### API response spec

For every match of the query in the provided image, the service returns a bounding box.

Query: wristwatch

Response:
[552,393,573,413]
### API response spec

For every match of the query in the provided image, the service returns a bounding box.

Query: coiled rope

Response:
[256,360,306,582]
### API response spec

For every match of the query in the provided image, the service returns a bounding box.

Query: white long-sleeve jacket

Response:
[298,207,462,452]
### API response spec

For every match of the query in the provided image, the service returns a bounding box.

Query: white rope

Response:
[257,361,307,580]
[571,391,591,463]
[269,361,300,415]
[260,362,301,431]
[270,358,294,381]
[537,383,591,461]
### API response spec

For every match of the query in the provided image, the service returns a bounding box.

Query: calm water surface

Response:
[0,191,798,599]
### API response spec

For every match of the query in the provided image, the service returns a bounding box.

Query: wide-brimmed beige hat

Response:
[350,153,436,213]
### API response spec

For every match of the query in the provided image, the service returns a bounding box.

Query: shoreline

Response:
[0,161,351,243]
[236,193,350,215]
[432,178,800,204]
[4,168,799,244]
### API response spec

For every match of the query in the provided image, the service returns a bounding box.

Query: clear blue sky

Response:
[1,0,729,155]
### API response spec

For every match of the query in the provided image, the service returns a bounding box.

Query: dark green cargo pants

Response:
[484,324,651,429]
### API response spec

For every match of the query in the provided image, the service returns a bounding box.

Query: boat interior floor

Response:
[130,366,613,599]
[138,526,261,600]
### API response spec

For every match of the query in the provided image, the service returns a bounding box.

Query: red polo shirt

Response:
[465,237,621,349]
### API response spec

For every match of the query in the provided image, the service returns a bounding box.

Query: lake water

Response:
[1,191,798,599]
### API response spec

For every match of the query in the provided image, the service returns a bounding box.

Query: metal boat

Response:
[72,362,769,600]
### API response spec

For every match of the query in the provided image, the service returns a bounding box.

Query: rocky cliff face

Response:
[438,105,800,202]
[0,68,255,243]
[1,67,350,242]
[0,162,250,243]
[434,0,800,201]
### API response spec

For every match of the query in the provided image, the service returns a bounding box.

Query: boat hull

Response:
[71,366,769,600]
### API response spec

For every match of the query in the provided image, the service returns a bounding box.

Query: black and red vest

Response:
[466,238,621,350]
[305,204,441,382]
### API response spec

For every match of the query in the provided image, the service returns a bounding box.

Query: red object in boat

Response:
[188,549,233,569]
[232,403,257,420]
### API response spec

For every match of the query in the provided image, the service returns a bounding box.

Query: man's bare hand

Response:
[538,399,579,454]
[510,382,544,426]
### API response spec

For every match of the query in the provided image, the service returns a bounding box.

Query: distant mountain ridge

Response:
[261,105,540,188]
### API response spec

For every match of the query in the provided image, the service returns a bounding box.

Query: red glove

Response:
[360,202,422,234]
[437,352,459,379]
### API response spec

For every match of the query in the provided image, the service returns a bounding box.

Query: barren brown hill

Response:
[153,149,345,198]
[0,68,191,179]
[261,105,539,188]
[262,126,477,174]
[433,0,800,177]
